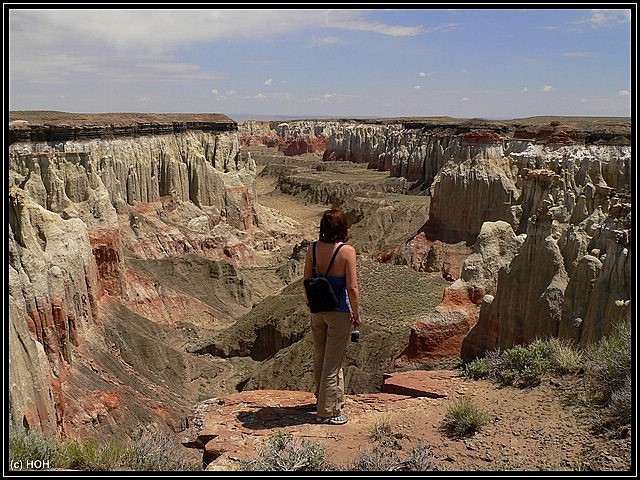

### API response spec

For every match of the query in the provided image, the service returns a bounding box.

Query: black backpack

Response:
[304,242,345,313]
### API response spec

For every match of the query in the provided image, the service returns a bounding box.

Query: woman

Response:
[303,208,361,425]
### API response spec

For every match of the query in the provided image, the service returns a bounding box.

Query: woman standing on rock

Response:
[304,208,361,425]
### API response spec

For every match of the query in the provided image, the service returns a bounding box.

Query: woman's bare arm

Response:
[302,244,314,307]
[344,245,361,326]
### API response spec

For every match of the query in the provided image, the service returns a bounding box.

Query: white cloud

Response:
[211,89,238,100]
[9,9,425,54]
[310,36,339,46]
[461,97,469,102]
[338,20,424,37]
[580,9,631,28]
[617,90,630,96]
[306,93,344,103]
[521,86,529,93]
[414,85,421,90]
[419,71,434,77]
[9,41,223,85]
[542,85,553,92]
[8,9,426,90]
[276,93,292,102]
[428,23,460,33]
[137,60,221,80]
[264,78,274,86]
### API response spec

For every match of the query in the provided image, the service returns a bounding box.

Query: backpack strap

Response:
[323,243,344,276]
[312,242,345,276]
[311,242,318,276]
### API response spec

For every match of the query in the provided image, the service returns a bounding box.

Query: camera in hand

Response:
[350,330,360,342]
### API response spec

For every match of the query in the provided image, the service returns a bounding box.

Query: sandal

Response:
[318,414,348,425]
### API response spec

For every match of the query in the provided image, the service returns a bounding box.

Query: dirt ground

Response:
[206,158,633,473]
[199,372,631,473]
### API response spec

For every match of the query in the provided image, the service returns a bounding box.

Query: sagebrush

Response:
[442,396,489,439]
[8,422,201,472]
[238,431,328,471]
[583,317,631,433]
[461,320,631,433]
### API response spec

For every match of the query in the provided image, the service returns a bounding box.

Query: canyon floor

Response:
[189,151,632,474]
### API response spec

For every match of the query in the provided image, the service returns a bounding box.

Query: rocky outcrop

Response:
[563,218,631,347]
[394,221,523,367]
[422,144,518,244]
[9,113,236,144]
[278,172,406,205]
[280,136,327,156]
[345,195,431,257]
[8,297,58,438]
[462,197,631,358]
[188,290,309,362]
[9,187,101,367]
[8,115,304,439]
[321,123,630,249]
[239,120,332,157]
[182,371,470,470]
[8,186,102,436]
[179,368,633,472]
[390,234,471,281]
[461,206,569,356]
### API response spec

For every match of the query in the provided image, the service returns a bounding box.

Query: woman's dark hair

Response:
[319,208,349,243]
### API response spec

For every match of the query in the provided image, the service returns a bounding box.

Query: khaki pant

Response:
[311,311,351,417]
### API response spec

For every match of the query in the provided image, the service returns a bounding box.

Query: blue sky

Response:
[7,6,634,120]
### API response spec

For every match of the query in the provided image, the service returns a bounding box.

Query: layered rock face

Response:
[8,115,303,439]
[240,120,331,155]
[393,221,524,369]
[9,185,103,437]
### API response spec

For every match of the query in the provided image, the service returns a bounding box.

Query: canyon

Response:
[7,112,631,470]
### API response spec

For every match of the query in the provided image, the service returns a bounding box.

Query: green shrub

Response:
[461,338,582,387]
[350,446,402,471]
[603,374,632,433]
[55,437,124,471]
[461,357,493,380]
[9,422,59,471]
[498,342,551,387]
[238,431,327,471]
[399,443,444,471]
[584,318,631,405]
[443,397,489,439]
[583,318,631,433]
[350,443,442,471]
[369,414,394,444]
[545,337,583,374]
[8,420,200,472]
[123,424,202,471]
[459,321,631,435]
